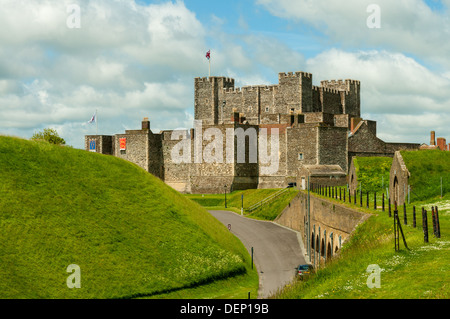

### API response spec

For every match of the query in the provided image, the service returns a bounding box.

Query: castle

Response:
[85,71,420,193]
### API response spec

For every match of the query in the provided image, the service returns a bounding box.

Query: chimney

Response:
[437,137,446,151]
[142,117,150,130]
[430,131,436,146]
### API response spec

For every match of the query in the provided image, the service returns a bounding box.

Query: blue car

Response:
[297,264,313,279]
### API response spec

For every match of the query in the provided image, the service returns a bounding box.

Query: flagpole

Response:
[209,49,211,77]
[96,109,98,135]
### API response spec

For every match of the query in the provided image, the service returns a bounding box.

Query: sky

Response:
[0,0,449,149]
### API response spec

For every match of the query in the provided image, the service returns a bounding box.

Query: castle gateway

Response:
[85,71,420,194]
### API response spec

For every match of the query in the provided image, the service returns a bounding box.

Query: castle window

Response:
[298,153,304,161]
[265,107,269,112]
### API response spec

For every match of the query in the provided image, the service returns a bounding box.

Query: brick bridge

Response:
[275,190,370,267]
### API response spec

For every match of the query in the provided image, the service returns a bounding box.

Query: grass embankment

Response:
[401,150,450,202]
[186,187,299,221]
[276,151,450,299]
[275,192,449,298]
[353,156,392,193]
[0,136,258,299]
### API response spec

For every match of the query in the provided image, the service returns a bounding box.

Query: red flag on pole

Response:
[206,50,211,60]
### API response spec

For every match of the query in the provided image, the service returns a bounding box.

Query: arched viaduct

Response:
[275,190,370,267]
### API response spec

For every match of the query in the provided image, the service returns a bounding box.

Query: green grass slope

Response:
[274,191,450,299]
[401,150,450,202]
[354,157,392,193]
[0,136,257,299]
[186,188,298,221]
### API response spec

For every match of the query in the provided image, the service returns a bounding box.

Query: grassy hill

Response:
[0,136,258,299]
[276,150,450,298]
[274,191,450,299]
[401,150,450,202]
[353,156,392,193]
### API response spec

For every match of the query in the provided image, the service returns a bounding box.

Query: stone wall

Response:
[318,125,348,172]
[348,157,358,196]
[389,151,410,207]
[84,135,114,155]
[258,124,289,189]
[285,124,319,176]
[275,190,370,265]
[113,130,150,172]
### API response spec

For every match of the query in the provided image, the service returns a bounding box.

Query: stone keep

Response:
[85,71,420,194]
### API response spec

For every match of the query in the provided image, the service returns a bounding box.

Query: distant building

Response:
[420,131,449,151]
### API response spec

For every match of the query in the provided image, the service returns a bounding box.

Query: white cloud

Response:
[306,48,450,144]
[256,0,450,68]
[1,0,448,150]
[0,0,206,148]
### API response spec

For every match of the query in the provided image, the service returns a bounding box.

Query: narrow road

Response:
[209,210,307,299]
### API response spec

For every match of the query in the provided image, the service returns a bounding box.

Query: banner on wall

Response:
[120,138,127,151]
[89,140,96,152]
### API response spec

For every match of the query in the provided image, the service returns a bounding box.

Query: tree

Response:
[31,128,66,145]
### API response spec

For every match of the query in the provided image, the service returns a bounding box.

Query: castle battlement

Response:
[321,79,360,91]
[242,86,260,93]
[346,79,360,85]
[321,79,345,86]
[195,76,235,85]
[224,84,278,94]
[312,86,340,94]
[223,87,242,94]
[260,85,277,92]
[322,87,341,94]
[195,77,209,83]
[278,71,312,80]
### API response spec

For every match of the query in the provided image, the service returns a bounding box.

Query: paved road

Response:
[209,210,307,299]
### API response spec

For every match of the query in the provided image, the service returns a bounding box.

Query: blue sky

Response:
[0,0,449,149]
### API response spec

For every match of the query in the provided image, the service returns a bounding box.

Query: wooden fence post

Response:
[388,199,391,217]
[435,206,441,239]
[360,190,363,207]
[422,208,429,244]
[403,203,407,225]
[374,192,377,210]
[367,191,369,209]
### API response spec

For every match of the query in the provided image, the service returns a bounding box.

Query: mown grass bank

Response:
[186,187,299,221]
[274,190,450,299]
[0,136,258,299]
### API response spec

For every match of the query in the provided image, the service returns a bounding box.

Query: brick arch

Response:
[321,238,325,257]
[327,242,332,259]
[316,234,320,253]
[393,176,399,206]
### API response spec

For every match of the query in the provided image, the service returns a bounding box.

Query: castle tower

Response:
[277,71,313,113]
[320,79,361,118]
[194,76,235,125]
